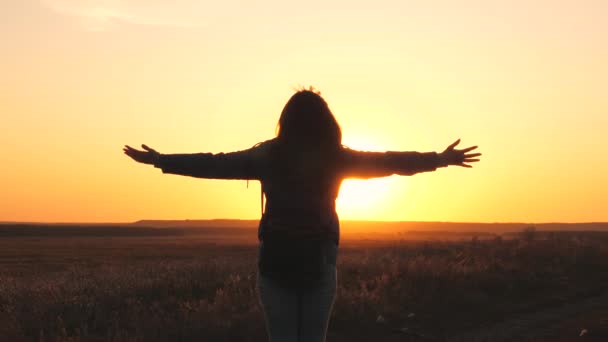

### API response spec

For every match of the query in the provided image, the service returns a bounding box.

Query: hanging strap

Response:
[261,186,265,215]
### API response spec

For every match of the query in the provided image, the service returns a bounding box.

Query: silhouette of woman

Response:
[123,88,481,342]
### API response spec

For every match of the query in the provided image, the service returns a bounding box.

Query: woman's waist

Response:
[259,213,339,242]
[261,210,337,228]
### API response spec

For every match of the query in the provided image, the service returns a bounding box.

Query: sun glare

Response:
[336,177,395,219]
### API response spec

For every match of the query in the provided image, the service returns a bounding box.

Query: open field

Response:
[1,222,608,341]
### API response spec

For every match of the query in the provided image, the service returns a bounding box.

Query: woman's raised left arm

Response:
[340,139,481,179]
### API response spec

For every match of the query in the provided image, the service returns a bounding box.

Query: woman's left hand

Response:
[439,139,481,168]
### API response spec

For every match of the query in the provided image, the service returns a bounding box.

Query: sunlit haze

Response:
[1,0,606,223]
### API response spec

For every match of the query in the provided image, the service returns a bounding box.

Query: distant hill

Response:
[132,219,258,229]
[131,219,608,234]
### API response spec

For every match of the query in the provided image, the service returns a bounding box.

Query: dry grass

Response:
[1,229,608,341]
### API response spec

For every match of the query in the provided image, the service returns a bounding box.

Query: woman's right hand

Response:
[123,144,160,165]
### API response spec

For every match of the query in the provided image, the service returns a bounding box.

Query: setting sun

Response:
[336,177,396,219]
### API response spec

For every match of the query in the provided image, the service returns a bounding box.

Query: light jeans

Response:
[257,244,337,342]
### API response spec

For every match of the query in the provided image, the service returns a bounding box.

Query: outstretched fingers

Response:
[464,151,481,163]
[447,139,461,150]
[460,155,481,167]
[142,144,158,153]
[460,145,478,153]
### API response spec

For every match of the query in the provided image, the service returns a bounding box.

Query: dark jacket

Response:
[154,138,445,244]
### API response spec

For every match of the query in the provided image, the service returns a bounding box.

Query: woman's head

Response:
[276,88,341,150]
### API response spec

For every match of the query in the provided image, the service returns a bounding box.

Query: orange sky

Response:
[1,0,606,223]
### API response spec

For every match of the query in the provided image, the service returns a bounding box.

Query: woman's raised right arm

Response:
[123,142,270,180]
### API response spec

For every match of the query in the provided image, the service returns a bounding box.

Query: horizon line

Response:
[1,219,607,226]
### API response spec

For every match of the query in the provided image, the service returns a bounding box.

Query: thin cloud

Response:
[41,0,207,31]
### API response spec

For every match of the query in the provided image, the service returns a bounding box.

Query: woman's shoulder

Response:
[253,138,277,147]
[247,138,278,159]
[251,138,278,151]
